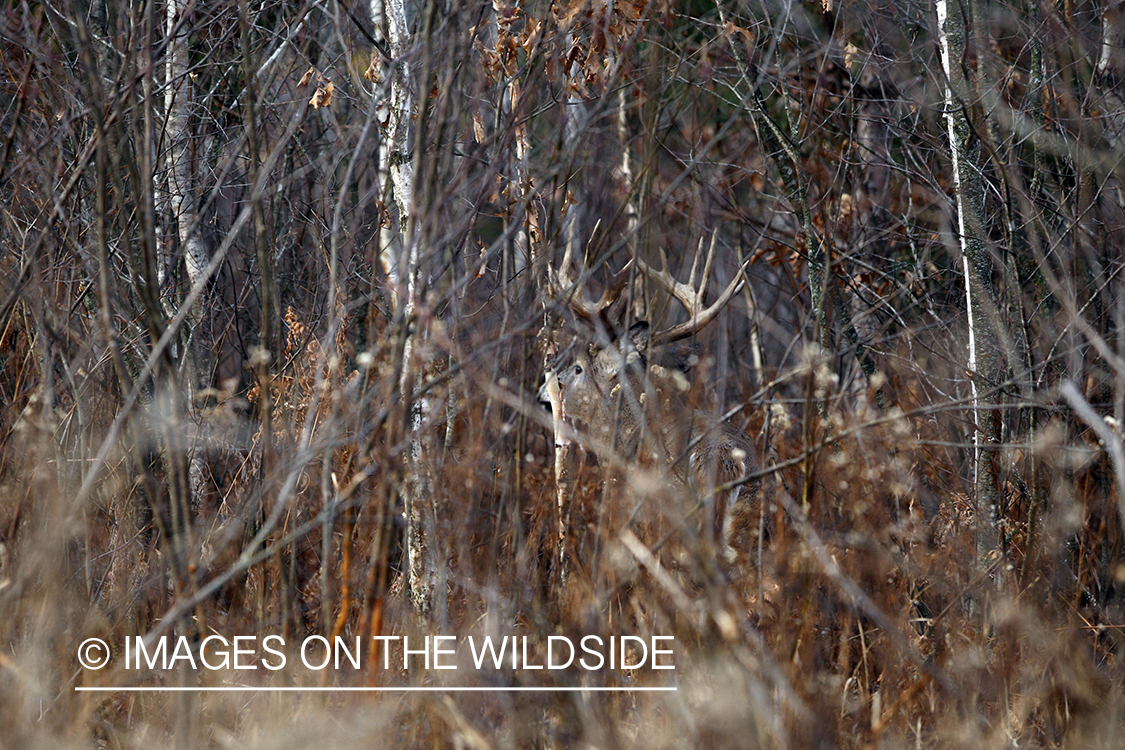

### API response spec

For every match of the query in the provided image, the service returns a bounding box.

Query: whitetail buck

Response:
[539,236,761,562]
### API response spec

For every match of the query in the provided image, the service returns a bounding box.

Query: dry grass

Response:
[2,1,1124,747]
[1,302,1123,750]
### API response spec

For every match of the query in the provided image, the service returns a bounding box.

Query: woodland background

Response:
[3,0,1125,747]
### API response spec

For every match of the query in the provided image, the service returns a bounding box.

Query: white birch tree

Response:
[165,0,212,391]
[937,0,1003,572]
[369,0,445,616]
[161,0,208,586]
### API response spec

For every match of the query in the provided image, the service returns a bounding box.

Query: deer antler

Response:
[633,231,750,344]
[547,220,626,325]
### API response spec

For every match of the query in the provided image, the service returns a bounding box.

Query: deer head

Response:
[538,235,762,559]
[537,321,656,453]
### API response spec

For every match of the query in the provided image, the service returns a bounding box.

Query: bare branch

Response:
[1061,380,1125,532]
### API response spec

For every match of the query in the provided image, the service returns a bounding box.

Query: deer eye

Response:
[573,364,583,375]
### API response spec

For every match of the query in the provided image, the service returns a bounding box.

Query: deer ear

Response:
[627,321,651,351]
[623,321,650,368]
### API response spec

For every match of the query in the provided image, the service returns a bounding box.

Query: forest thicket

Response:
[3,0,1125,747]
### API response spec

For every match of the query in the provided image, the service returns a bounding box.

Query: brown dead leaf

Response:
[523,18,543,53]
[554,0,586,30]
[309,80,334,110]
[298,67,315,87]
[376,199,392,229]
[619,0,647,21]
[722,21,754,45]
[364,51,381,84]
[472,111,486,144]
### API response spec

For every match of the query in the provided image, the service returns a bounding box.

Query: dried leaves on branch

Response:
[1,1,1125,748]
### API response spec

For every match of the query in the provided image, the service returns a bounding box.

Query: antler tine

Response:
[686,236,702,291]
[700,230,718,296]
[547,220,624,324]
[633,233,750,345]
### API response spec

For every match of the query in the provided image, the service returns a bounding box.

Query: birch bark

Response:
[165,0,212,393]
[937,0,1003,573]
[370,0,444,616]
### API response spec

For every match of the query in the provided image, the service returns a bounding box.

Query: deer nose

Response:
[538,372,566,413]
[536,381,553,411]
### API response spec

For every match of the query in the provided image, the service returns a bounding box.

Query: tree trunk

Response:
[165,0,213,394]
[371,0,445,618]
[937,0,1003,579]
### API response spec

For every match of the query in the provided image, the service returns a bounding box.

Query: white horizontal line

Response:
[75,686,677,693]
